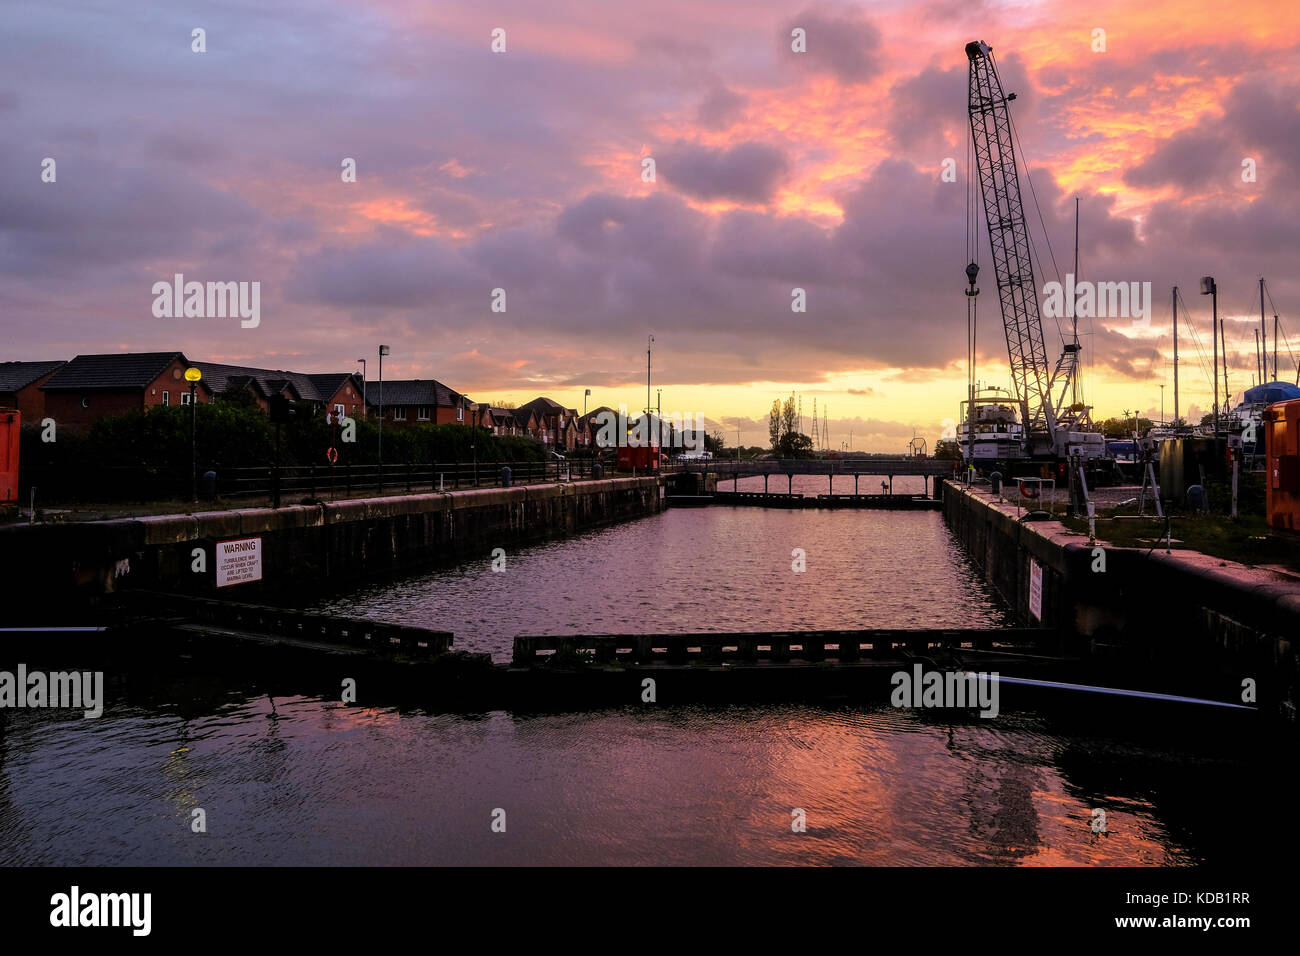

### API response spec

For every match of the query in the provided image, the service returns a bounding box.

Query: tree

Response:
[781,395,797,439]
[769,400,781,451]
[777,432,815,459]
[1100,416,1155,438]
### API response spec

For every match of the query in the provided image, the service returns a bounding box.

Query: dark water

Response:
[0,506,1285,865]
[315,489,1005,662]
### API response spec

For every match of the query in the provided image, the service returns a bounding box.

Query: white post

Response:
[1231,459,1239,518]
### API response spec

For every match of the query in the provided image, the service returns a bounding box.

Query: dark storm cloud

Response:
[658,141,792,203]
[696,85,747,129]
[1124,77,1300,192]
[781,7,882,84]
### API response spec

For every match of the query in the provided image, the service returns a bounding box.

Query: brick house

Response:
[370,379,471,426]
[579,406,616,449]
[306,373,366,422]
[511,406,541,441]
[196,363,308,413]
[0,361,65,423]
[481,406,519,436]
[517,397,581,450]
[40,352,212,429]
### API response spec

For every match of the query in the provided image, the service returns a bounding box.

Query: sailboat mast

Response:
[1172,286,1179,428]
[1072,197,1080,407]
[1260,277,1267,382]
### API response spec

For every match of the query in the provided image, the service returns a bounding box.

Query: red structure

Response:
[1264,398,1300,533]
[617,444,660,472]
[0,408,19,508]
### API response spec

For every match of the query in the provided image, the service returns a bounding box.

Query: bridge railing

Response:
[512,629,1052,666]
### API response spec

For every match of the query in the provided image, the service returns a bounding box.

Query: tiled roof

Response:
[370,379,464,407]
[306,373,362,401]
[519,396,564,416]
[42,352,186,390]
[195,363,320,401]
[0,360,65,393]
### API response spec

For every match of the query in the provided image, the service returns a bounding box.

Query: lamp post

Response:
[1159,384,1165,426]
[378,345,389,489]
[185,366,202,502]
[646,334,654,419]
[1201,277,1218,431]
[356,358,366,418]
[583,388,590,417]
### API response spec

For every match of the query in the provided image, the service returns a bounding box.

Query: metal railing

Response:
[19,456,616,507]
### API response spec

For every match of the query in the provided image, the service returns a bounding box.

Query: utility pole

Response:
[1159,384,1165,426]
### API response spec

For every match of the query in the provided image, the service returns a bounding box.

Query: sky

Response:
[2,0,1298,451]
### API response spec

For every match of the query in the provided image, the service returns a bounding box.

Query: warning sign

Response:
[216,536,262,588]
[1028,558,1043,622]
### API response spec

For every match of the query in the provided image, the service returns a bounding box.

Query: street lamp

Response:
[378,345,389,489]
[1201,277,1218,431]
[646,334,654,418]
[185,366,202,502]
[1159,384,1165,426]
[583,388,591,417]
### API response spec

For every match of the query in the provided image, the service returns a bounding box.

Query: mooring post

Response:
[788,473,793,495]
[854,473,859,497]
[764,473,768,494]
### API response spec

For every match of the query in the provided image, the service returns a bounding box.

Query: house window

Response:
[393,407,406,421]
[457,406,464,422]
[334,403,345,420]
[417,406,430,421]
[180,392,192,405]
[162,391,170,406]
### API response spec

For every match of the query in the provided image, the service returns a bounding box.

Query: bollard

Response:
[1187,484,1208,513]
[201,470,217,500]
[500,465,512,488]
[989,471,1002,495]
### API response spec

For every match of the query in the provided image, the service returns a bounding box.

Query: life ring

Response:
[326,446,338,464]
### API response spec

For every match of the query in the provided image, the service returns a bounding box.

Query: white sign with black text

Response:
[216,536,262,588]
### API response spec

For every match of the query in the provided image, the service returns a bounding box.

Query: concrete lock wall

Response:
[0,477,661,609]
[941,478,1299,722]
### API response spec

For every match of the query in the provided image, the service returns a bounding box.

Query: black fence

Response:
[21,457,623,507]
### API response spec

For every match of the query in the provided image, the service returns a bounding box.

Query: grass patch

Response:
[1060,510,1300,571]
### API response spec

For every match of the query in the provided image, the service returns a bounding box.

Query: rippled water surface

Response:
[0,504,1285,865]
[317,492,1008,661]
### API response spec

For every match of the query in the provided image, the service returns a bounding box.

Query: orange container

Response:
[1264,398,1300,532]
[0,407,19,505]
